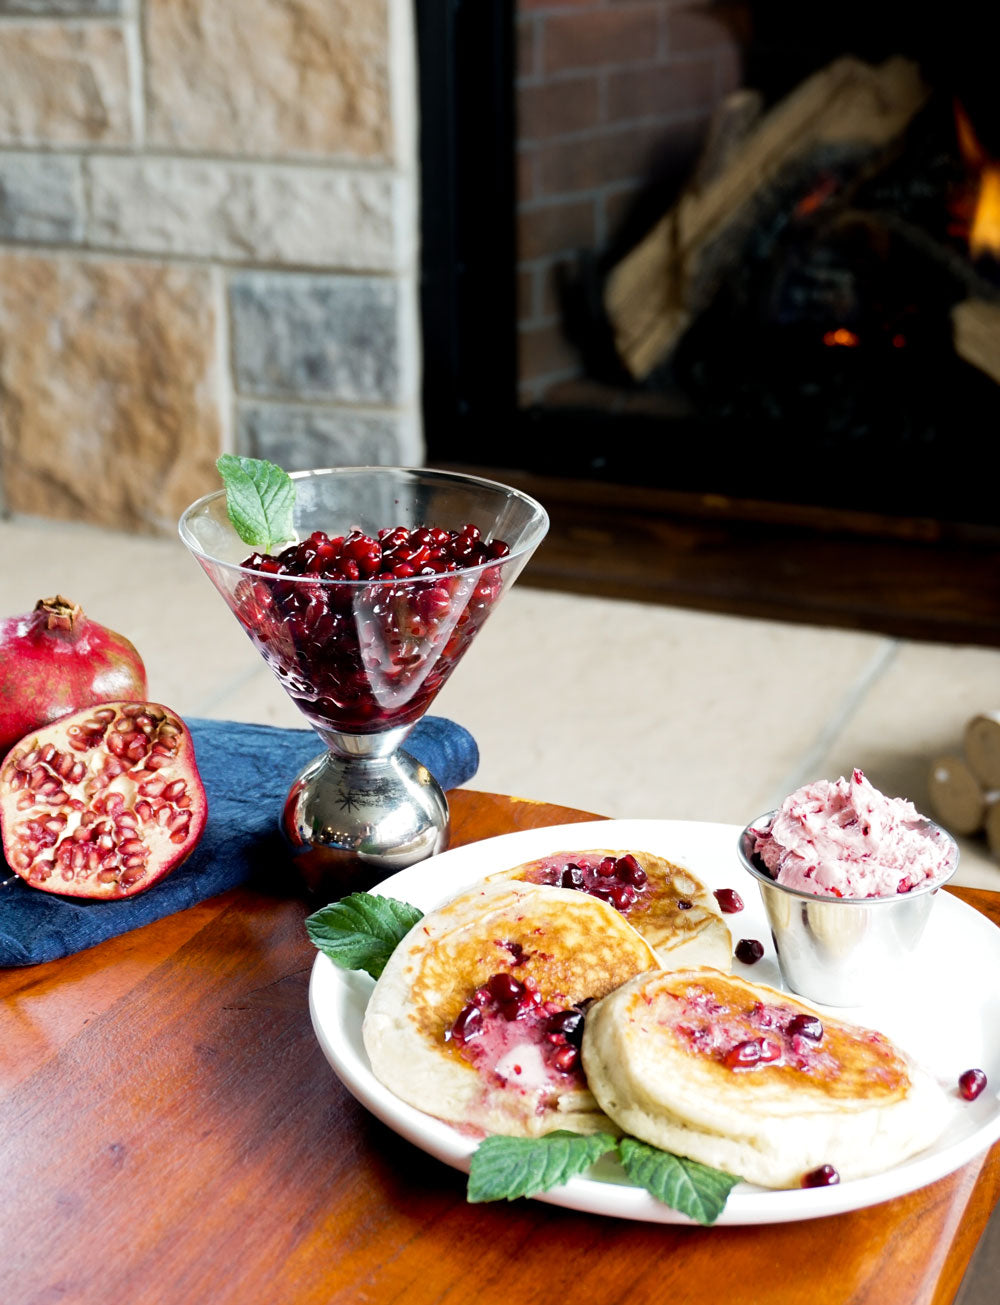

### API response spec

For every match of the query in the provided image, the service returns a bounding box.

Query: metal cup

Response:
[737,815,959,1007]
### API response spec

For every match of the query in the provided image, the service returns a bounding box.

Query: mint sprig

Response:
[619,1137,740,1225]
[305,891,424,979]
[467,1132,739,1223]
[217,454,296,553]
[467,1131,619,1203]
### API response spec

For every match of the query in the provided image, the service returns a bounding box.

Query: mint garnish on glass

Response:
[217,454,296,553]
[305,891,424,979]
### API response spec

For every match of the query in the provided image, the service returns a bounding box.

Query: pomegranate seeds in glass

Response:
[180,467,548,900]
[230,522,511,737]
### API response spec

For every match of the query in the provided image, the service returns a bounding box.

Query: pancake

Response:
[362,880,658,1137]
[489,849,732,971]
[582,968,948,1188]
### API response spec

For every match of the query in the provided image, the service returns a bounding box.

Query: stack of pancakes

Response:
[361,848,947,1188]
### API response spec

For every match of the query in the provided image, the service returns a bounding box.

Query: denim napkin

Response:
[0,715,478,968]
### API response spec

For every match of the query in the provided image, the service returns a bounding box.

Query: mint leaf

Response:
[217,454,296,552]
[618,1138,739,1225]
[467,1131,618,1203]
[305,892,424,979]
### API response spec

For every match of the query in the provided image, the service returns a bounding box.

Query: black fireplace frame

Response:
[414,0,1000,525]
[415,0,518,463]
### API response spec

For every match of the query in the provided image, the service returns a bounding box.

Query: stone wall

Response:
[0,0,421,534]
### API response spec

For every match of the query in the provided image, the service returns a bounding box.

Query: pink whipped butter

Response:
[752,768,955,898]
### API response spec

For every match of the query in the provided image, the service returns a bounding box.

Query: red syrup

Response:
[447,972,587,1093]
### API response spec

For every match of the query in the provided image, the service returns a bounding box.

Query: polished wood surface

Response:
[1,790,998,1305]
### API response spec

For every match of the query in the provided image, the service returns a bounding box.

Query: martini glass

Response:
[179,467,548,899]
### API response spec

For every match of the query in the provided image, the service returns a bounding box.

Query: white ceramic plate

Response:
[308,818,1000,1224]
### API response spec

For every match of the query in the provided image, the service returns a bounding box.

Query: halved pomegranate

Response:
[0,701,207,899]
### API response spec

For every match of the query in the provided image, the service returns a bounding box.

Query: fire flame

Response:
[823,328,859,348]
[954,100,1000,259]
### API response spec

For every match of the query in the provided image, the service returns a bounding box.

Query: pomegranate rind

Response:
[0,701,207,900]
[0,597,148,757]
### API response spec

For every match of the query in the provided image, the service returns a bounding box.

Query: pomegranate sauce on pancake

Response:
[489,849,732,970]
[362,881,658,1137]
[582,969,948,1188]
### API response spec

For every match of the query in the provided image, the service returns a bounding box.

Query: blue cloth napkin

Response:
[0,715,478,969]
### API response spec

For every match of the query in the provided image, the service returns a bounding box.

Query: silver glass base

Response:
[281,747,450,902]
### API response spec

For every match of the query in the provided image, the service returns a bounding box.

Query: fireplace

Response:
[418,1,1000,528]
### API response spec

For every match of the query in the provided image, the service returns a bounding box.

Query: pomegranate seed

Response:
[787,1014,824,1042]
[561,865,584,889]
[487,972,524,1003]
[959,1069,988,1101]
[546,1010,584,1044]
[676,898,693,910]
[609,882,638,912]
[450,1004,483,1044]
[616,854,645,884]
[801,1165,840,1188]
[551,1045,579,1073]
[723,1038,781,1070]
[735,938,764,965]
[596,857,618,877]
[714,888,745,913]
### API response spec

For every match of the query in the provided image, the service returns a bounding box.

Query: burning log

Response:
[605,57,930,380]
[691,88,764,191]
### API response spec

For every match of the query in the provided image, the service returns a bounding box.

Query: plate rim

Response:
[308,816,1000,1225]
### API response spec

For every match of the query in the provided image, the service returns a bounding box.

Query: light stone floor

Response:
[2,514,999,1300]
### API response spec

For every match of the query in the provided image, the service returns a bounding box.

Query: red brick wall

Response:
[516,1,741,401]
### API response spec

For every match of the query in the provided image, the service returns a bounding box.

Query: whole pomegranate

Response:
[0,701,207,898]
[0,596,147,757]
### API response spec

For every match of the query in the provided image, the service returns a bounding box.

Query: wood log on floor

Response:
[965,712,1000,788]
[605,57,930,380]
[928,755,989,835]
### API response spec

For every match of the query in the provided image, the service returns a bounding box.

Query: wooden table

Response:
[2,790,998,1305]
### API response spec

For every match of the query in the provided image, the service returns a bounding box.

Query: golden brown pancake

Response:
[362,880,658,1137]
[489,848,732,971]
[582,968,948,1188]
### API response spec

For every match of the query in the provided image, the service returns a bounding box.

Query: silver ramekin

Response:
[737,814,959,1007]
